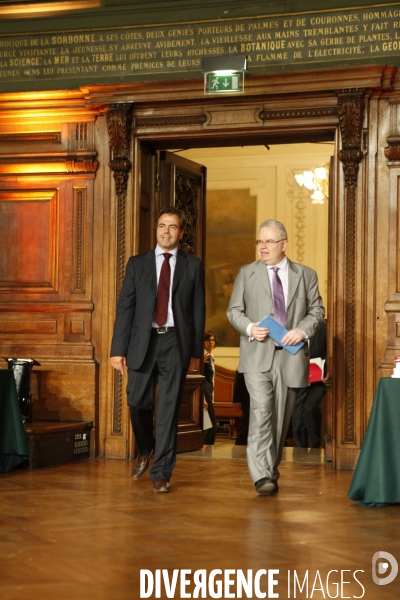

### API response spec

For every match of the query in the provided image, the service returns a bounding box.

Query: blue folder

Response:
[258,315,305,355]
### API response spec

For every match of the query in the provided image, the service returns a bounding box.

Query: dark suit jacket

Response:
[203,357,215,405]
[309,320,327,361]
[110,248,205,370]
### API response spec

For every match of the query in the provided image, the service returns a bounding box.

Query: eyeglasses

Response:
[255,239,287,247]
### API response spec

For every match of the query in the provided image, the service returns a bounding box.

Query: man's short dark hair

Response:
[156,206,185,230]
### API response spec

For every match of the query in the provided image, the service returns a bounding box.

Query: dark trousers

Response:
[235,408,249,445]
[233,371,250,445]
[203,401,217,445]
[292,382,326,448]
[127,331,187,481]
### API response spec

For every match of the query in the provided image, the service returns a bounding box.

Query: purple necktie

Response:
[271,266,286,327]
[154,253,172,326]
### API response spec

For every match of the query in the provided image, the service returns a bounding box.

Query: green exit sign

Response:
[205,72,244,94]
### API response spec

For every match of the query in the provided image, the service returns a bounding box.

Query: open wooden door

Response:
[157,150,207,452]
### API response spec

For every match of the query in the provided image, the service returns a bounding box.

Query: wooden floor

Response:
[1,440,399,600]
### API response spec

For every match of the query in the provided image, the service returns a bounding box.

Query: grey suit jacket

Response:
[227,258,325,387]
[110,248,205,370]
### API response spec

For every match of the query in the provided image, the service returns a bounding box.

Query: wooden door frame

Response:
[133,128,339,463]
[98,64,397,468]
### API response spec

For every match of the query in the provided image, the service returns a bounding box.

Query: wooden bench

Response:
[213,364,242,437]
[23,421,93,468]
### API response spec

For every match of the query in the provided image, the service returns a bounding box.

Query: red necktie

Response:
[154,253,172,326]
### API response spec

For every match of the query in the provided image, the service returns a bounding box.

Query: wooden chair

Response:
[213,364,242,438]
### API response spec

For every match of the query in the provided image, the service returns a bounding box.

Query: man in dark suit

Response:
[110,206,205,493]
[227,219,324,496]
[292,320,327,448]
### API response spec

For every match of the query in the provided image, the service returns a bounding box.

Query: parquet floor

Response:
[1,440,399,600]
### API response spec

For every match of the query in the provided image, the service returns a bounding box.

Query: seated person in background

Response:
[203,330,218,445]
[292,320,328,448]
[232,370,250,446]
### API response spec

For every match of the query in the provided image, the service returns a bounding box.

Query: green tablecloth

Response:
[0,369,29,473]
[348,377,400,507]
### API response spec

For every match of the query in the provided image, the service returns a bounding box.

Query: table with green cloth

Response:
[0,369,29,473]
[348,377,400,507]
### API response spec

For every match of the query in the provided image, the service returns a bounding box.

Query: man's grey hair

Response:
[258,219,287,239]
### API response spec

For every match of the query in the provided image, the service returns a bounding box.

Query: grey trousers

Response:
[244,350,297,484]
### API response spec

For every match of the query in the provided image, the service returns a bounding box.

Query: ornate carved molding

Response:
[337,91,364,138]
[259,107,337,121]
[384,136,400,163]
[74,123,88,150]
[0,132,61,144]
[65,156,99,173]
[107,103,132,195]
[287,170,307,263]
[294,197,307,264]
[0,154,98,175]
[106,103,133,436]
[176,173,199,255]
[135,115,207,128]
[72,188,85,294]
[337,89,365,445]
[112,373,124,437]
[106,103,133,293]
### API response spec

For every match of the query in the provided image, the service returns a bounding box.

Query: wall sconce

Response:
[294,165,329,204]
[202,55,247,95]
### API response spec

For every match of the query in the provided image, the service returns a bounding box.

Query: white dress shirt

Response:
[152,245,178,327]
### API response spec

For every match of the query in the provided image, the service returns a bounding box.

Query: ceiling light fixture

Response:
[294,165,329,204]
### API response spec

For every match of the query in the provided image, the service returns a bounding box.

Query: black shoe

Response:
[131,449,154,480]
[255,478,279,496]
[153,478,170,493]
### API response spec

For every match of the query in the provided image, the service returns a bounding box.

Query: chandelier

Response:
[294,165,329,204]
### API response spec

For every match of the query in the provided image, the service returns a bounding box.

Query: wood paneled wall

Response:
[1,64,400,468]
[0,107,102,451]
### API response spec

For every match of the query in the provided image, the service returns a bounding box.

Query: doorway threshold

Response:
[183,438,326,464]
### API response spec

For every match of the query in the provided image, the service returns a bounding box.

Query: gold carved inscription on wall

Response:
[0,4,400,84]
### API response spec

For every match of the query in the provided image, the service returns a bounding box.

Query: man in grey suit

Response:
[227,219,324,496]
[110,206,205,493]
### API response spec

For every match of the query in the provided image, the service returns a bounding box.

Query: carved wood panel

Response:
[0,190,58,291]
[106,103,133,437]
[0,123,97,426]
[336,90,365,462]
[72,188,86,294]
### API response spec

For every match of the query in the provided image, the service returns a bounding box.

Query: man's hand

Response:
[188,357,198,373]
[250,323,269,341]
[110,356,127,375]
[281,328,306,346]
[323,372,330,383]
